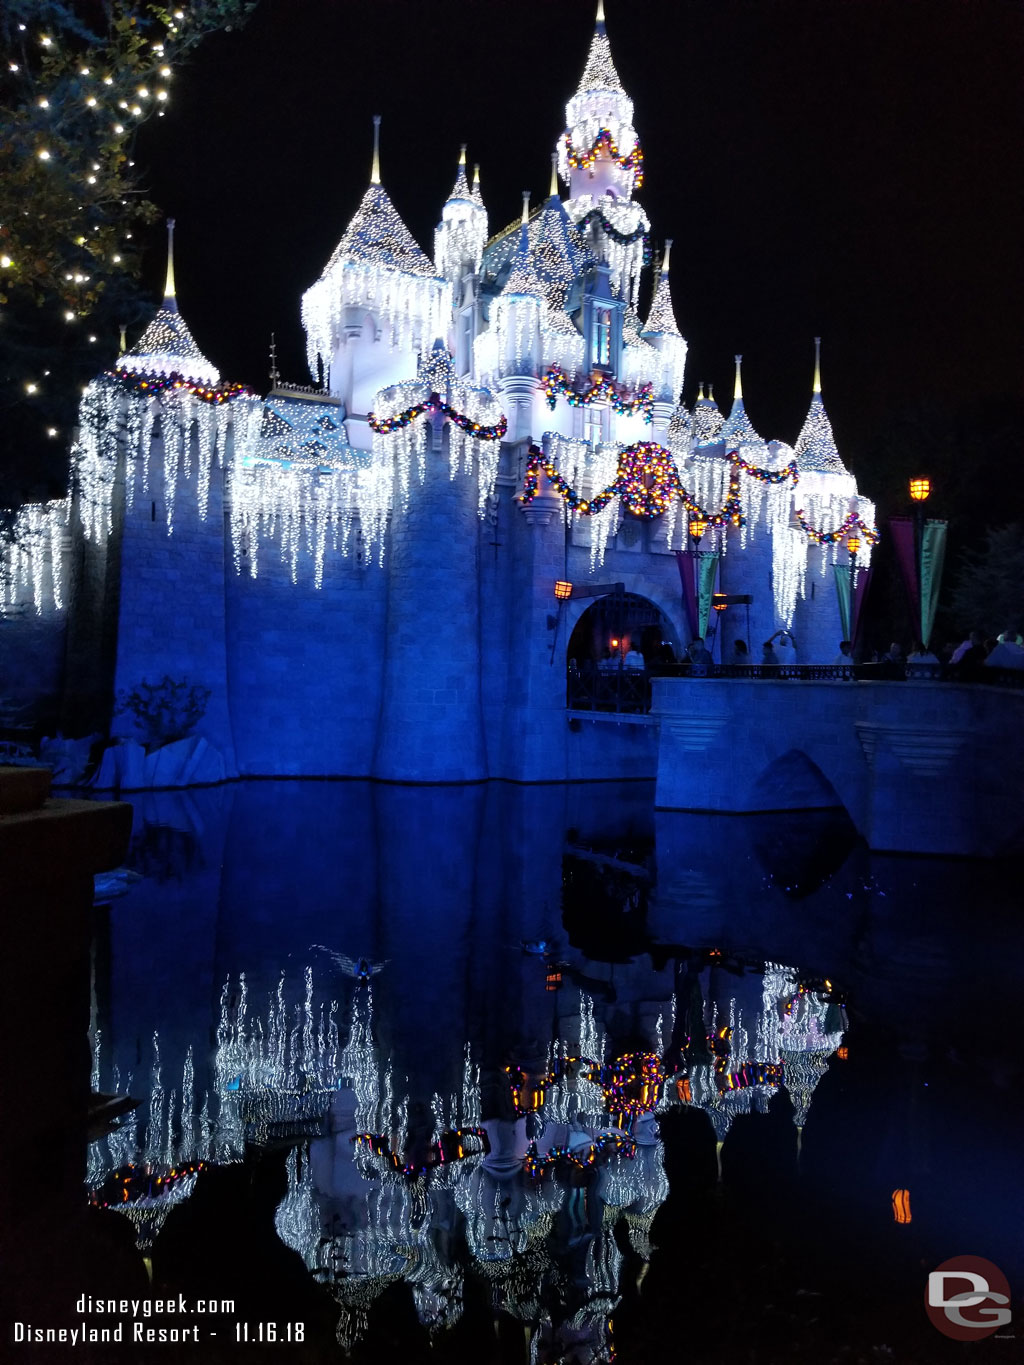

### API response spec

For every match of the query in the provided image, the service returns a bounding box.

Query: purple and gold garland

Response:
[522,442,800,526]
[565,128,644,188]
[542,364,654,423]
[108,368,253,405]
[794,508,879,545]
[367,392,507,441]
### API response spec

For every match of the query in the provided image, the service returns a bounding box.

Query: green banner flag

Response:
[697,551,720,641]
[920,519,947,649]
[833,563,852,641]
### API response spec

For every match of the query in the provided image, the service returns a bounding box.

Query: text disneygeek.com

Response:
[10,1295,304,1347]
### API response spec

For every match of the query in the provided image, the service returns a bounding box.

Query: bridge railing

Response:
[566,660,1024,715]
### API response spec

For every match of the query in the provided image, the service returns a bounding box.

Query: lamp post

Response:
[908,476,930,583]
[846,534,860,644]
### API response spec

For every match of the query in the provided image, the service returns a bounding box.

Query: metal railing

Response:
[566,660,1024,715]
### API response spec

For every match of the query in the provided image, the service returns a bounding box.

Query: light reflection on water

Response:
[86,781,1022,1363]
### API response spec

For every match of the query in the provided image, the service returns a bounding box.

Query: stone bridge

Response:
[650,676,1024,856]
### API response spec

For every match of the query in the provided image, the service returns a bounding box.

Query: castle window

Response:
[592,307,612,368]
[584,405,606,447]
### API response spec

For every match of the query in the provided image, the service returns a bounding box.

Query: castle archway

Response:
[567,591,678,669]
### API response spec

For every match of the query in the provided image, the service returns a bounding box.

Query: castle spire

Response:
[370,115,381,186]
[120,219,219,385]
[163,217,176,305]
[576,0,625,95]
[446,144,472,203]
[795,338,849,475]
[720,354,763,450]
[549,153,559,199]
[643,238,682,337]
[471,162,483,206]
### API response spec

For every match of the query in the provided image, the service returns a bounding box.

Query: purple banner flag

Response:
[676,551,699,638]
[889,516,919,621]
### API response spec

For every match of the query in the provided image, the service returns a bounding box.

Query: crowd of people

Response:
[577,626,1024,678]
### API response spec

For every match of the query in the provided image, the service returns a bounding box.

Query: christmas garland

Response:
[794,508,879,545]
[565,128,644,188]
[108,368,253,405]
[542,364,654,423]
[523,443,763,525]
[367,392,507,440]
[573,207,651,263]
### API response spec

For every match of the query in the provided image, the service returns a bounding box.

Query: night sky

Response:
[130,0,1023,518]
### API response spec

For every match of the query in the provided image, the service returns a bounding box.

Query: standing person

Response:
[833,640,853,665]
[761,637,778,666]
[730,639,750,665]
[687,637,712,666]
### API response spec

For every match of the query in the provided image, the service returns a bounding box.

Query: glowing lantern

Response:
[908,478,931,503]
[892,1188,912,1223]
[554,580,573,601]
[688,516,708,542]
[712,593,728,612]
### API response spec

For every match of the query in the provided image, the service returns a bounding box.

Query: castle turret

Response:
[718,356,764,454]
[559,1,641,203]
[640,239,688,409]
[794,338,850,479]
[559,2,649,307]
[120,219,219,386]
[302,119,450,420]
[434,146,488,303]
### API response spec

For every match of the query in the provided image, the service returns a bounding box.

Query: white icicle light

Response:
[0,499,69,615]
[303,183,452,379]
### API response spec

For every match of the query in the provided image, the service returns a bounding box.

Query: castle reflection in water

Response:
[84,780,1020,1361]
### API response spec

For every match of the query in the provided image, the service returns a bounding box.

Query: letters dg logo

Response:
[926,1256,1012,1340]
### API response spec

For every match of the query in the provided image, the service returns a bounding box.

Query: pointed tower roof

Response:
[795,339,849,475]
[471,162,484,208]
[524,172,588,311]
[121,219,220,385]
[692,384,724,445]
[501,194,545,298]
[446,145,473,205]
[565,1,635,133]
[321,118,434,280]
[643,240,682,337]
[719,356,764,449]
[576,0,626,97]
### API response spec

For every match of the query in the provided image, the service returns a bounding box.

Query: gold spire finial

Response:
[550,153,558,198]
[459,143,467,167]
[521,191,530,226]
[118,323,127,357]
[163,217,176,301]
[370,115,381,185]
[596,0,606,26]
[661,238,673,275]
[813,336,822,394]
[733,354,743,401]
[473,162,481,190]
[698,382,705,401]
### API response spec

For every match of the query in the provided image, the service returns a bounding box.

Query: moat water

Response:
[79,781,1020,1363]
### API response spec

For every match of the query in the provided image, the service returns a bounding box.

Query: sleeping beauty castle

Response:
[2,3,877,786]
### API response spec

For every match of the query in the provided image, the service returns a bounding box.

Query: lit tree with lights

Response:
[0,0,253,504]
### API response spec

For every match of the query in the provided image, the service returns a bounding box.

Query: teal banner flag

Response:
[833,563,852,640]
[920,519,947,649]
[697,552,720,641]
